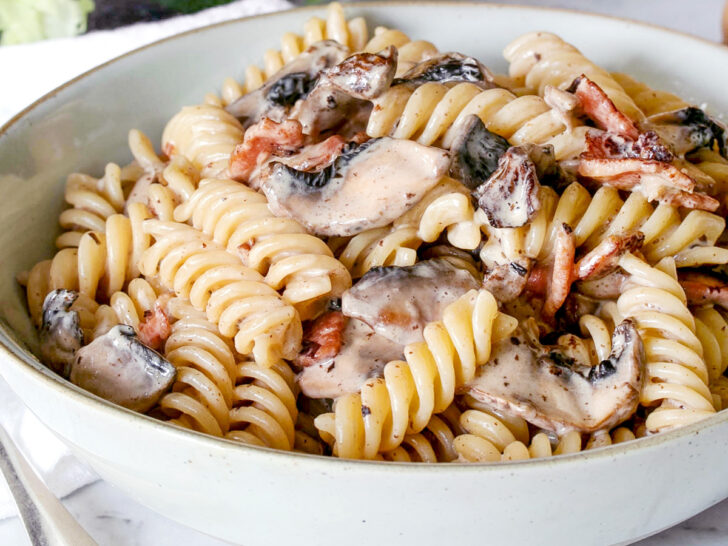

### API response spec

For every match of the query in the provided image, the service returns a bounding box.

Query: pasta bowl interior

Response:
[2,2,728,544]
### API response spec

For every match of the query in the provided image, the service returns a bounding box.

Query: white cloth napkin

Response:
[0,0,292,520]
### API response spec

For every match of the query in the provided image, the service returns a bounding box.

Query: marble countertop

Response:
[1,0,728,544]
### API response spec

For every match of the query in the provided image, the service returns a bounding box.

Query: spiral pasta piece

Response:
[91,277,159,340]
[616,253,716,432]
[479,182,728,269]
[74,204,153,302]
[693,306,728,394]
[610,72,688,117]
[174,178,351,320]
[503,32,644,121]
[56,162,137,249]
[161,298,297,447]
[381,405,463,463]
[454,407,635,463]
[139,219,302,366]
[333,225,421,279]
[314,289,517,459]
[156,301,238,436]
[333,178,482,278]
[219,2,368,101]
[162,104,244,179]
[367,82,591,159]
[22,203,153,325]
[226,359,299,451]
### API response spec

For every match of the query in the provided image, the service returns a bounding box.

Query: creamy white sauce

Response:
[342,258,480,345]
[263,139,450,236]
[297,318,403,399]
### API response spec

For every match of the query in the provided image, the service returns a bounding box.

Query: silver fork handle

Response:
[0,422,96,546]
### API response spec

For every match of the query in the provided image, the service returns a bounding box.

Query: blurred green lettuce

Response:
[0,0,95,45]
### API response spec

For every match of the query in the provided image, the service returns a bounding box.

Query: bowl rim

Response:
[1,0,728,470]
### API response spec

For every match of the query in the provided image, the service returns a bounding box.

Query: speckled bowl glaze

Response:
[1,4,728,545]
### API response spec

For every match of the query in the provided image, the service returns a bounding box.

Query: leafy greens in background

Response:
[0,0,290,44]
[0,0,94,45]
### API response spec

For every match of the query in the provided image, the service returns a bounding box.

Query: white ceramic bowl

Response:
[2,4,728,545]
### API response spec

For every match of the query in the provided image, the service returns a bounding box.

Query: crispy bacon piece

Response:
[525,265,548,296]
[278,134,347,172]
[542,223,576,322]
[295,311,346,369]
[578,107,719,211]
[679,271,728,310]
[137,303,172,351]
[583,131,672,162]
[229,118,305,182]
[575,232,645,280]
[569,75,640,139]
[578,157,719,211]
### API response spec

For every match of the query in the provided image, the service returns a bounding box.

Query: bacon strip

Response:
[679,271,728,310]
[575,232,644,280]
[229,118,305,183]
[525,265,549,295]
[578,157,719,211]
[570,75,640,139]
[138,303,172,351]
[277,134,347,172]
[542,223,576,322]
[583,131,672,162]
[295,311,346,369]
[579,157,693,191]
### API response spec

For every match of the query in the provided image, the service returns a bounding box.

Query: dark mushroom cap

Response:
[391,52,496,88]
[449,114,510,190]
[226,40,349,127]
[70,325,176,413]
[39,289,83,378]
[648,107,727,158]
[293,46,398,135]
[473,143,558,228]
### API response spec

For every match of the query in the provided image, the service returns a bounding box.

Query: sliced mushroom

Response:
[342,258,481,346]
[575,270,627,300]
[463,319,644,435]
[648,107,727,158]
[391,52,495,88]
[39,289,83,378]
[296,316,403,399]
[70,325,176,412]
[449,114,510,190]
[226,41,349,127]
[482,259,532,303]
[261,137,450,236]
[293,46,398,136]
[473,143,558,228]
